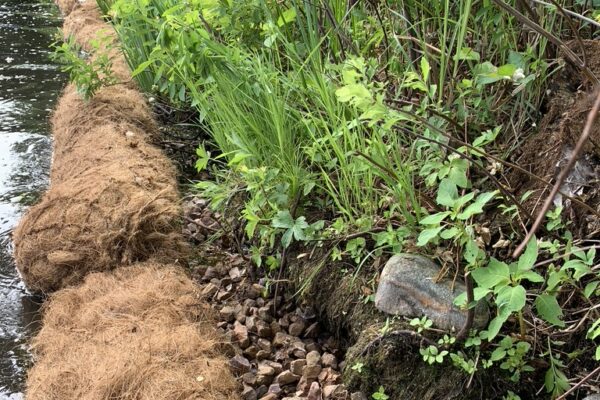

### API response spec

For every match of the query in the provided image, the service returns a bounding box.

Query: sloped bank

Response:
[14,1,239,398]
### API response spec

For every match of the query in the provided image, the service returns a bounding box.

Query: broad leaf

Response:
[419,212,451,226]
[496,285,526,312]
[486,307,511,340]
[457,191,497,220]
[417,226,444,247]
[436,179,458,207]
[517,237,538,271]
[472,258,510,289]
[272,210,295,229]
[535,294,565,327]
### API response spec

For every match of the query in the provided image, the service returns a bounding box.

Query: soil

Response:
[509,40,600,236]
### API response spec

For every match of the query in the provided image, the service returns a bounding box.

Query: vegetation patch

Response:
[60,0,600,398]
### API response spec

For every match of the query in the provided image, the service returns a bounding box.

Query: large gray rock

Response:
[375,254,488,331]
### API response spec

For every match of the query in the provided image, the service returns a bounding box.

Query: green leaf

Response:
[436,179,458,207]
[272,211,295,229]
[497,63,517,77]
[417,226,444,247]
[440,227,460,240]
[516,270,545,283]
[596,346,600,361]
[454,47,481,62]
[335,84,372,107]
[419,212,451,225]
[517,237,538,271]
[277,7,297,26]
[472,258,510,289]
[420,57,430,82]
[584,281,599,298]
[496,285,526,312]
[486,307,511,340]
[535,294,565,327]
[457,191,497,220]
[131,59,153,77]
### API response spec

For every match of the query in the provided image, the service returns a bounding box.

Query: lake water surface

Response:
[0,0,65,397]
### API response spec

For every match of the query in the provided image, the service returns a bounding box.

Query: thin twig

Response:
[530,0,600,28]
[555,364,600,400]
[490,0,599,85]
[514,90,600,257]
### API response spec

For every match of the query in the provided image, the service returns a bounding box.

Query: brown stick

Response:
[555,364,600,400]
[513,90,600,258]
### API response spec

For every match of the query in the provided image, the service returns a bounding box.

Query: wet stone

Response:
[374,254,488,331]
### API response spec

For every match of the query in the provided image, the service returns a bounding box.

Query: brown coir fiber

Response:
[13,159,187,293]
[13,21,187,293]
[12,84,187,294]
[49,84,161,180]
[62,1,132,82]
[26,263,240,400]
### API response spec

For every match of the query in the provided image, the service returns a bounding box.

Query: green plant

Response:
[410,316,433,334]
[371,386,389,400]
[51,34,117,99]
[351,362,365,374]
[420,345,449,365]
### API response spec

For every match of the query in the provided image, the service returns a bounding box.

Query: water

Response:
[0,0,65,397]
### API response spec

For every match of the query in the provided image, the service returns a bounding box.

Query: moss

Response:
[286,251,532,399]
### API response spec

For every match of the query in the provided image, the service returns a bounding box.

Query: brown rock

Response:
[318,368,341,385]
[242,372,257,385]
[274,332,294,348]
[242,385,258,400]
[229,355,251,374]
[220,305,236,323]
[258,306,273,322]
[276,370,301,386]
[288,320,306,336]
[270,320,282,335]
[290,359,307,376]
[306,351,321,367]
[256,320,273,338]
[323,384,348,400]
[233,321,250,348]
[217,290,233,301]
[267,361,284,375]
[243,345,259,359]
[321,353,338,369]
[256,350,270,360]
[257,338,272,353]
[350,392,367,400]
[308,381,322,400]
[303,364,322,380]
[246,316,257,332]
[201,282,219,297]
[229,267,242,282]
[268,383,283,396]
[259,394,277,400]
